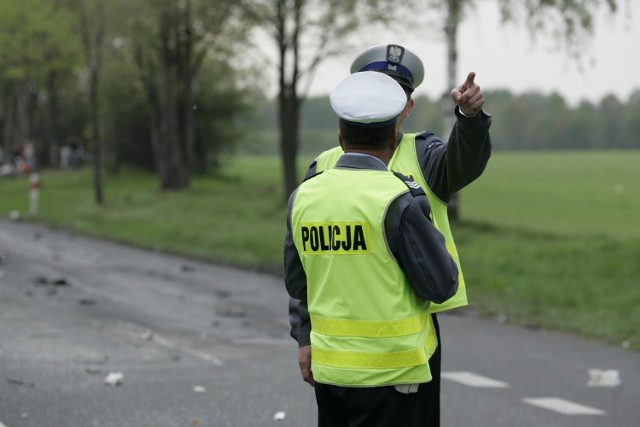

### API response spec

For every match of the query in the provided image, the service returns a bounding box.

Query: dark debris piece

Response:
[7,378,35,388]
[34,276,49,285]
[52,278,70,286]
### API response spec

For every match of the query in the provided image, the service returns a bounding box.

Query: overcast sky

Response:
[301,1,639,107]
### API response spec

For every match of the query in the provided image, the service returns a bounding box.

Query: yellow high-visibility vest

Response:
[291,167,435,386]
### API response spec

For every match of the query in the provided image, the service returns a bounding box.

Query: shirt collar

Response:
[335,152,388,171]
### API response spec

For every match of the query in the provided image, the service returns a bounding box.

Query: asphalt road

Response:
[0,219,638,427]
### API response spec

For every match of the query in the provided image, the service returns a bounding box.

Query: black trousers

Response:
[315,383,420,427]
[314,314,442,427]
[415,313,441,427]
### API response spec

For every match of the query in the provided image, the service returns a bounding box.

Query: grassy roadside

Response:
[1,152,639,350]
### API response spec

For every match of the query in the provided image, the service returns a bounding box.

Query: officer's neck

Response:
[343,147,394,166]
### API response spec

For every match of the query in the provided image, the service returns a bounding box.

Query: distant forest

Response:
[246,88,640,154]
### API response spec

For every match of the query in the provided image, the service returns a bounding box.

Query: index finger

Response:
[465,72,476,87]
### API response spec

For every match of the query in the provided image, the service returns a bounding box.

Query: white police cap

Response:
[350,44,425,91]
[330,71,406,128]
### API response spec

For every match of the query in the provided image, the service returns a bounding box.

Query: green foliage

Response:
[122,0,256,182]
[1,151,639,349]
[0,0,260,180]
[55,85,91,147]
[193,58,262,173]
[101,57,153,170]
[0,0,83,160]
[0,0,80,84]
[99,42,259,173]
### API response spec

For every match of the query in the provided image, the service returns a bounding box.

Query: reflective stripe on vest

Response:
[313,346,428,369]
[311,312,429,337]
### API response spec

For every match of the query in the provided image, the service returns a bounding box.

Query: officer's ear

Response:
[338,130,345,151]
[388,125,398,150]
[403,98,414,118]
[396,98,414,131]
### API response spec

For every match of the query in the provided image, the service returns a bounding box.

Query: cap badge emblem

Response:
[387,45,404,65]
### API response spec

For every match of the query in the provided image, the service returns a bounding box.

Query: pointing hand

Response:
[450,72,484,118]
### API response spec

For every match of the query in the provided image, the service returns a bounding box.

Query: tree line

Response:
[414,89,640,151]
[0,0,259,197]
[245,88,640,154]
[0,0,624,203]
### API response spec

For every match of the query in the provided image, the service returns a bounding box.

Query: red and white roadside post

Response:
[29,173,40,217]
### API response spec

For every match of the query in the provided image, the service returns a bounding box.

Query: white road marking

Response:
[152,333,224,366]
[181,347,224,366]
[522,397,606,415]
[441,371,509,388]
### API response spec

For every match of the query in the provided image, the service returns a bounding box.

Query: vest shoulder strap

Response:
[415,130,442,148]
[302,170,323,183]
[393,171,425,197]
[416,130,435,139]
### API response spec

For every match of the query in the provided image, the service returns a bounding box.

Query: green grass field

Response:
[1,151,639,350]
[461,151,640,240]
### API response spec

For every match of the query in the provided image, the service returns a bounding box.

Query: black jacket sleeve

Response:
[283,188,313,346]
[385,181,459,303]
[288,298,311,346]
[417,108,492,202]
[283,189,306,302]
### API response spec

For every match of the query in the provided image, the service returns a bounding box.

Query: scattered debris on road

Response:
[141,330,154,341]
[52,278,70,286]
[214,289,230,298]
[7,377,35,387]
[215,307,246,318]
[587,369,621,387]
[104,372,124,386]
[33,275,71,287]
[181,264,195,272]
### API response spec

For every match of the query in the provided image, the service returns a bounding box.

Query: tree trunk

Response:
[180,0,196,175]
[44,72,60,169]
[135,3,191,191]
[182,83,195,174]
[79,0,105,205]
[275,0,302,201]
[279,89,300,200]
[445,0,461,221]
[161,106,190,190]
[154,81,190,191]
[89,62,104,205]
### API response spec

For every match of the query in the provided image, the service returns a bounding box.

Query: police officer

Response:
[289,44,492,426]
[284,71,459,427]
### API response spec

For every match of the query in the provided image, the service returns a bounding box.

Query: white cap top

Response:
[329,71,406,128]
